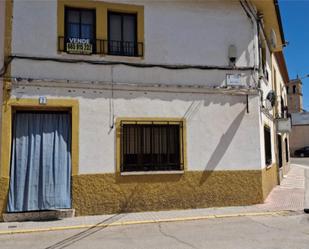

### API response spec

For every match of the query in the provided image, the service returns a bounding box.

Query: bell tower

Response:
[287,77,303,113]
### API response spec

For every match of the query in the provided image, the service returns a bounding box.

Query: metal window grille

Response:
[120,121,184,172]
[264,126,272,166]
[58,37,144,57]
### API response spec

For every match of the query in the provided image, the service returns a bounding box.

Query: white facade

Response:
[0,0,293,217]
[11,87,261,173]
[6,0,287,173]
[11,0,256,86]
[0,0,6,166]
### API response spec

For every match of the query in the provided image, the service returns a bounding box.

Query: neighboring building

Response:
[287,78,303,113]
[286,76,307,155]
[0,0,290,219]
[290,113,309,155]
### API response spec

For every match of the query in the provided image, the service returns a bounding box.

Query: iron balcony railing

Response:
[58,37,143,57]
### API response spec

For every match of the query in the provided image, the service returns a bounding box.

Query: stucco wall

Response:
[290,125,309,154]
[272,53,290,173]
[0,177,9,221]
[12,0,254,66]
[11,87,262,173]
[0,0,5,118]
[72,170,264,216]
[10,0,256,87]
[0,0,5,70]
[258,53,290,174]
[262,164,278,199]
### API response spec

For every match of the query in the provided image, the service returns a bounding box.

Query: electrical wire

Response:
[0,57,13,77]
[10,54,256,71]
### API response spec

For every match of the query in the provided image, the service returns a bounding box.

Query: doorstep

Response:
[3,209,75,222]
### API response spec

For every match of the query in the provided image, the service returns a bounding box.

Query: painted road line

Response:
[0,210,290,235]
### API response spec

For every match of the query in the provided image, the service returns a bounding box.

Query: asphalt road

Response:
[1,213,309,249]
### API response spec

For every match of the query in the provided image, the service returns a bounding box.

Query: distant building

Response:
[287,78,303,113]
[290,113,309,155]
[287,76,308,155]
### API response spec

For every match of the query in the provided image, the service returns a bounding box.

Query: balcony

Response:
[58,37,144,57]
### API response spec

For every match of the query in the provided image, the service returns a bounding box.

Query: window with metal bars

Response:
[264,126,272,166]
[120,122,183,172]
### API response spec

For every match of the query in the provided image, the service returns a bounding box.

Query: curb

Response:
[0,210,290,235]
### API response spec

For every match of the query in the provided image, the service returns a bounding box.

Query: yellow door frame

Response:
[0,98,79,179]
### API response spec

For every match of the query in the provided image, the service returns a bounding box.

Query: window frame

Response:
[107,11,138,57]
[285,138,289,163]
[58,1,144,57]
[116,119,186,175]
[264,125,272,167]
[64,6,97,54]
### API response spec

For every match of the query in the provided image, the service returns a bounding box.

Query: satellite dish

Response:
[270,29,277,50]
[266,90,276,106]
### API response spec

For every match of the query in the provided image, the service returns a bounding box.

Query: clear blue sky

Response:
[279,0,309,111]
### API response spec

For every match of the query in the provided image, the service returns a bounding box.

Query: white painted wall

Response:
[258,53,290,170]
[0,0,5,70]
[11,87,262,173]
[10,0,257,87]
[0,0,5,168]
[8,0,267,173]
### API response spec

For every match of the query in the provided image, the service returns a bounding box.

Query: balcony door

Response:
[108,12,137,56]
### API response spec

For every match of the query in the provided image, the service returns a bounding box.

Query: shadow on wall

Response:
[199,107,247,185]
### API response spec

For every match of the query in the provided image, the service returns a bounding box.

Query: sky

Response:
[279,0,309,111]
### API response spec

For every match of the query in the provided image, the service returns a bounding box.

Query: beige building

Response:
[287,78,303,113]
[290,113,309,155]
[286,77,307,155]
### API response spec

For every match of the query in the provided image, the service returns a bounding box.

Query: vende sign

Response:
[66,38,92,54]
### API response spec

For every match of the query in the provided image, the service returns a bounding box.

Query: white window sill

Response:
[120,170,184,176]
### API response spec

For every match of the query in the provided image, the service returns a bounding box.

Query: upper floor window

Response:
[286,86,289,94]
[108,12,137,57]
[65,8,96,54]
[293,85,297,94]
[58,3,144,57]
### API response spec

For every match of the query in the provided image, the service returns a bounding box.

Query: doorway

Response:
[277,134,283,182]
[7,111,72,212]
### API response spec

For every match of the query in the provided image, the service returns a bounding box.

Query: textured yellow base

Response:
[72,170,267,216]
[262,165,279,199]
[0,177,9,221]
[0,169,279,219]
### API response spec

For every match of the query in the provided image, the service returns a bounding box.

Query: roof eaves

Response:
[274,0,286,44]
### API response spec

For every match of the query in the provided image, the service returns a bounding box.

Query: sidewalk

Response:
[0,165,305,235]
